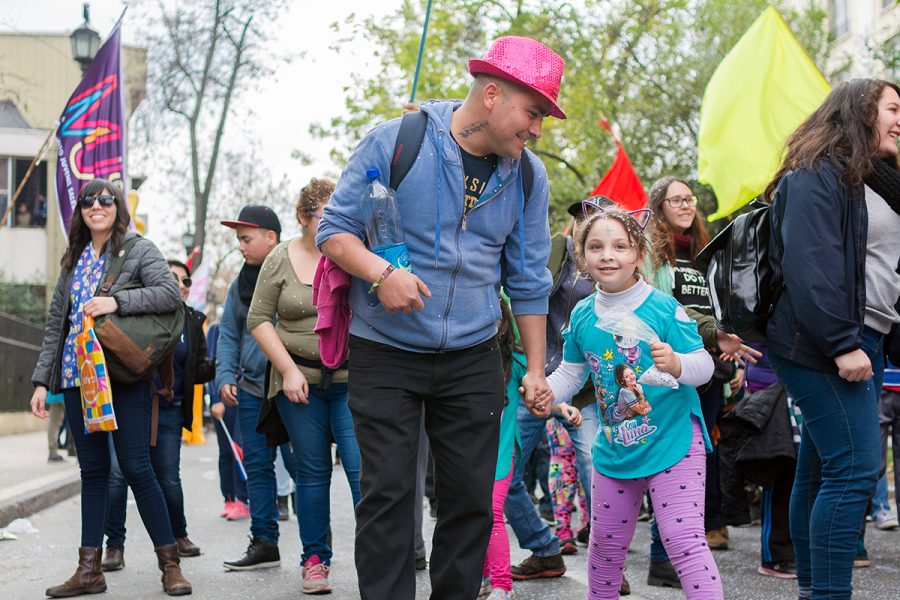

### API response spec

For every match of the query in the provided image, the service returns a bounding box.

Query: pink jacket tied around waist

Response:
[312,256,351,369]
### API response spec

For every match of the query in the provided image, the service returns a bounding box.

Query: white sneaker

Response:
[486,589,516,600]
[873,510,899,530]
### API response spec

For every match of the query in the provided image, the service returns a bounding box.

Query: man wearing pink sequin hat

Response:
[317,35,566,600]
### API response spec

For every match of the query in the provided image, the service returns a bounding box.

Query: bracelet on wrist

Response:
[368,264,395,294]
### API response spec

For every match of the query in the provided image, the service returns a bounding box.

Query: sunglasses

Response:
[79,194,116,209]
[172,273,192,288]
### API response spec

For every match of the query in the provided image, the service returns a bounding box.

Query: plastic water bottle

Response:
[362,168,412,272]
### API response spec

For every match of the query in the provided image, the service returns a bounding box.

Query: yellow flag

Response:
[698,6,830,220]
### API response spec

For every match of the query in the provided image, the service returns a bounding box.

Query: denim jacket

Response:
[317,100,552,352]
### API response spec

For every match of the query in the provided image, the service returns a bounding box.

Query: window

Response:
[2,157,48,229]
[829,0,849,38]
[0,157,8,226]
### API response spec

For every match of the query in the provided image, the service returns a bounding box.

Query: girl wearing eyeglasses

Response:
[29,178,191,596]
[642,176,761,586]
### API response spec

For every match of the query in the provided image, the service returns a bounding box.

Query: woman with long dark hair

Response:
[766,79,900,599]
[642,176,760,587]
[30,179,191,597]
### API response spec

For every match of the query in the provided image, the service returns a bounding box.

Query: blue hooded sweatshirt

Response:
[316,100,552,353]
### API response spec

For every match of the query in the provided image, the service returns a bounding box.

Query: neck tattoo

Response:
[458,120,488,138]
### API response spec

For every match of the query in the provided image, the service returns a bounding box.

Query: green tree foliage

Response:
[0,277,46,327]
[314,0,828,230]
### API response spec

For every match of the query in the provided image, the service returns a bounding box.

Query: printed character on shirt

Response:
[564,293,710,467]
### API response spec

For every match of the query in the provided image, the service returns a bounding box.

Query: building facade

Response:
[0,31,146,297]
[783,0,899,81]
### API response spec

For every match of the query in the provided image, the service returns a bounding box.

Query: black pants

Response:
[761,465,795,564]
[348,335,504,600]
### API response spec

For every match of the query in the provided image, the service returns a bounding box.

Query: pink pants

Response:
[483,456,514,592]
[588,417,723,599]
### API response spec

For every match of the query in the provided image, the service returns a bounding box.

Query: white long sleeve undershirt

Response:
[547,276,714,405]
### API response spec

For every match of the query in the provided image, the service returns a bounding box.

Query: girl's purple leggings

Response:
[588,416,723,599]
[483,456,514,592]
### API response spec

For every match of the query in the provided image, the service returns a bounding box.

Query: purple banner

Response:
[55,22,125,231]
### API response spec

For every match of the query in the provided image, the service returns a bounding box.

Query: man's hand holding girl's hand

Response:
[651,341,682,378]
[520,371,552,418]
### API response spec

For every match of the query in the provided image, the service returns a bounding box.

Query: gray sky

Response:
[0,0,404,245]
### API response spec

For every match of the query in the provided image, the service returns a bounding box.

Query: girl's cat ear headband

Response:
[580,197,653,231]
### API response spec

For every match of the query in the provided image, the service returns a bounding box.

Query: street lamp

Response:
[70,3,101,73]
[181,228,195,259]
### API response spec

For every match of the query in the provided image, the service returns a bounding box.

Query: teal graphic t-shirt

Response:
[562,288,712,479]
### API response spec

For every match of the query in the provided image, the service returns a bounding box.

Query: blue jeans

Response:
[275,383,360,565]
[213,402,248,503]
[557,402,599,512]
[870,473,890,516]
[771,327,883,600]
[63,381,174,548]
[503,394,559,557]
[237,390,279,545]
[105,404,188,545]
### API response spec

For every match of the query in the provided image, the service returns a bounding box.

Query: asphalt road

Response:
[2,431,898,599]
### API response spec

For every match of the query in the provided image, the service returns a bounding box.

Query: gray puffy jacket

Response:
[32,232,181,393]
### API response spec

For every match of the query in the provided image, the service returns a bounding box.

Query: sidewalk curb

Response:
[0,474,81,528]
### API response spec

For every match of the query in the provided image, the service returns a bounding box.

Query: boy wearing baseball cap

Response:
[215,205,286,571]
[317,36,566,599]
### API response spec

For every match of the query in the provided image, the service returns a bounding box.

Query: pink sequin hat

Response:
[468,36,566,119]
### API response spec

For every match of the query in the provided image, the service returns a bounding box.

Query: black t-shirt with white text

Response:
[459,145,498,215]
[673,245,713,316]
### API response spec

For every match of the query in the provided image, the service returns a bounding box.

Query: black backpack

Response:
[695,199,783,343]
[390,110,534,199]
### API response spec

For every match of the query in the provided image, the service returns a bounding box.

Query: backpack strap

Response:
[520,152,534,202]
[98,236,142,297]
[389,108,537,201]
[390,110,429,191]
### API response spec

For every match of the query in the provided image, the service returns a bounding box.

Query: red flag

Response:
[591,121,648,210]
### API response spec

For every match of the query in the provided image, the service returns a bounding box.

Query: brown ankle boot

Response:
[101,546,124,572]
[45,547,106,598]
[155,544,192,596]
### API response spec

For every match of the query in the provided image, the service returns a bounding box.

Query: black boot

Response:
[647,560,682,589]
[222,536,280,571]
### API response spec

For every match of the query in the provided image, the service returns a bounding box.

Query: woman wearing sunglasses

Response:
[29,179,191,596]
[641,176,759,587]
[247,177,361,594]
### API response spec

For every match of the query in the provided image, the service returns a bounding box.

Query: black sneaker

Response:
[511,554,566,580]
[576,524,590,545]
[223,536,281,571]
[415,556,427,571]
[647,560,682,589]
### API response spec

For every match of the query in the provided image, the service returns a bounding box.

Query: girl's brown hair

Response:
[60,179,131,270]
[573,205,650,276]
[646,176,710,270]
[295,177,335,225]
[765,79,900,199]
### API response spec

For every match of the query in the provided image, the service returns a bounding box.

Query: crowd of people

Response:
[27,34,900,600]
